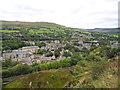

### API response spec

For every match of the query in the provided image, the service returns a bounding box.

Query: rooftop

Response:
[3,51,31,55]
[22,46,39,49]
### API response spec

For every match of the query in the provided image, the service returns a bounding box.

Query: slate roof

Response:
[22,46,39,49]
[3,51,31,56]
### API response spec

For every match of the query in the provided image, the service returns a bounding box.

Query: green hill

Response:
[3,69,73,88]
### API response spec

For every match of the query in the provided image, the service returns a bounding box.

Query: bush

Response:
[32,65,40,72]
[91,60,108,80]
[77,60,88,67]
[50,74,56,79]
[11,64,32,76]
[2,70,11,78]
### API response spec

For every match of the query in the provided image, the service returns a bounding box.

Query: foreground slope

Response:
[3,69,73,88]
[4,56,118,88]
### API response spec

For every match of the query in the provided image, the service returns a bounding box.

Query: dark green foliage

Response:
[36,49,47,55]
[64,44,80,53]
[59,59,71,68]
[54,49,61,58]
[62,51,71,58]
[70,53,82,65]
[10,64,32,76]
[106,48,120,58]
[35,41,46,48]
[2,70,11,78]
[2,59,18,67]
[32,65,40,72]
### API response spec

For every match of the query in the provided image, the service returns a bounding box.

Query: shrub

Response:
[77,60,88,67]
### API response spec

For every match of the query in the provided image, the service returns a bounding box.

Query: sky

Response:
[0,0,119,29]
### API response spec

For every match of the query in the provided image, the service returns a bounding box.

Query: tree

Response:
[32,65,40,72]
[2,59,18,67]
[36,49,47,55]
[2,70,11,78]
[62,51,71,58]
[60,59,71,68]
[54,50,61,58]
[35,41,46,48]
[70,52,82,65]
[50,61,60,69]
[86,52,102,62]
[45,52,53,57]
[11,64,32,75]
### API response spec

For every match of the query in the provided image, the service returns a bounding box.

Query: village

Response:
[1,38,119,65]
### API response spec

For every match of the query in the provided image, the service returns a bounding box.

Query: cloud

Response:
[0,0,119,28]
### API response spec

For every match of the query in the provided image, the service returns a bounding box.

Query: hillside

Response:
[83,28,119,35]
[3,69,73,88]
[1,21,119,88]
[3,56,118,88]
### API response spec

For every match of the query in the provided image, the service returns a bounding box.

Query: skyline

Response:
[0,0,119,29]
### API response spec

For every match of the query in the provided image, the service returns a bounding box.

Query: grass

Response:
[70,57,118,88]
[3,69,73,88]
[29,29,66,35]
[0,30,20,33]
[111,35,118,38]
[29,30,54,34]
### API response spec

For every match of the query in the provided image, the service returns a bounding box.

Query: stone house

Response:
[111,43,120,48]
[41,43,65,50]
[21,46,39,53]
[2,50,32,62]
[83,43,92,50]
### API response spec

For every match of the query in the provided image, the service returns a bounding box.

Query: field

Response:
[29,30,54,34]
[0,30,20,33]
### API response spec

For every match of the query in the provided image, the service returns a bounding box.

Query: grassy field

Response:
[110,35,118,38]
[29,30,54,34]
[0,30,20,33]
[29,29,66,35]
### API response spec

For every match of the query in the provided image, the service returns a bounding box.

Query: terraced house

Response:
[2,50,32,62]
[21,46,39,53]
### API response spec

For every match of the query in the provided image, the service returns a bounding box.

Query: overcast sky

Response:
[0,0,119,29]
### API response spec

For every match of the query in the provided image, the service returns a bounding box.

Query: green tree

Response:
[62,51,71,58]
[36,49,47,55]
[60,59,71,68]
[32,65,40,72]
[11,64,32,75]
[54,50,61,58]
[35,41,46,48]
[2,70,11,78]
[2,59,18,67]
